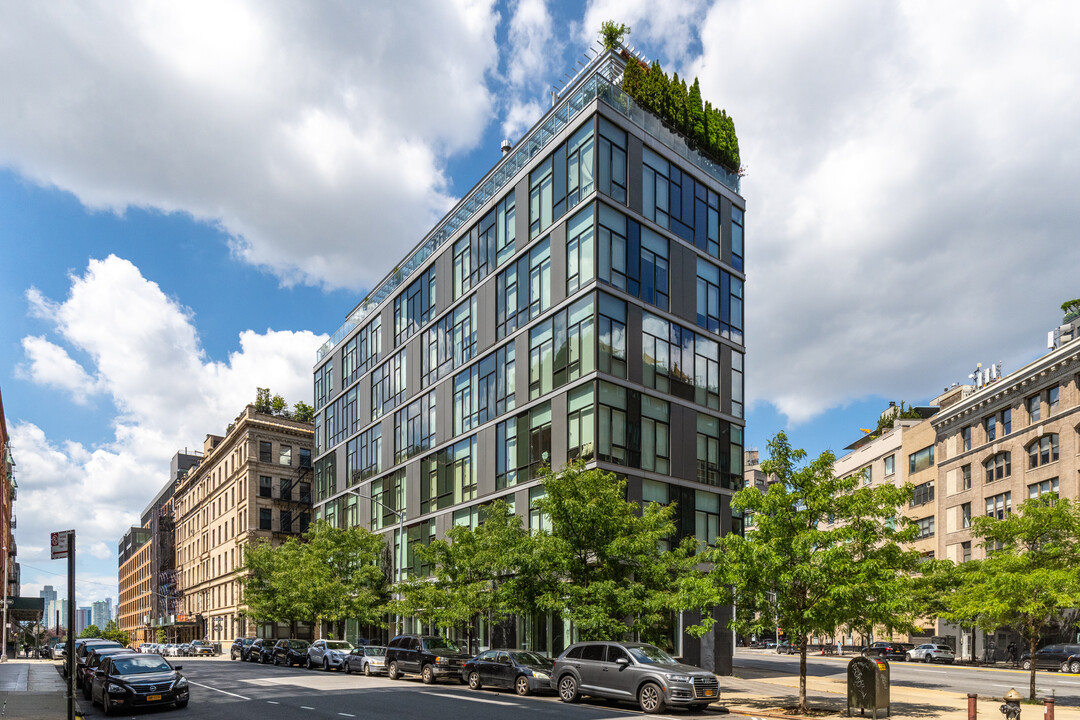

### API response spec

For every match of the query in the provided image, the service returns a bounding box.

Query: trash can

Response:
[847,656,890,718]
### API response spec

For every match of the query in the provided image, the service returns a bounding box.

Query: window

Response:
[884,455,895,477]
[567,384,595,461]
[643,147,670,228]
[529,124,593,240]
[696,259,721,334]
[598,203,628,291]
[641,394,671,474]
[299,448,311,469]
[642,312,720,410]
[1027,394,1041,423]
[639,226,669,311]
[453,342,515,435]
[908,445,935,474]
[259,476,272,499]
[1028,477,1059,499]
[722,267,743,344]
[259,508,272,531]
[394,392,437,463]
[422,296,477,385]
[527,403,552,479]
[961,426,971,452]
[371,349,407,420]
[598,381,629,465]
[280,509,293,533]
[731,206,744,271]
[529,157,553,238]
[695,490,721,549]
[984,408,1011,441]
[1028,434,1059,468]
[495,402,550,489]
[314,361,334,411]
[566,205,595,294]
[565,123,594,210]
[341,317,381,386]
[961,502,971,528]
[961,541,971,563]
[529,487,551,533]
[984,452,1011,483]
[453,193,515,299]
[496,238,550,339]
[731,350,744,419]
[259,441,272,463]
[453,505,480,530]
[986,491,1011,520]
[325,387,357,449]
[915,516,935,539]
[697,413,720,487]
[911,481,935,508]
[529,295,594,399]
[406,520,437,578]
[370,471,403,531]
[346,424,381,484]
[393,267,436,345]
[314,454,336,504]
[598,117,627,204]
[862,466,873,485]
[961,464,972,491]
[1048,386,1059,414]
[598,293,627,378]
[421,435,478,514]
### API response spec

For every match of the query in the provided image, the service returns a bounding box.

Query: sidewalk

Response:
[0,658,84,719]
[721,657,1080,719]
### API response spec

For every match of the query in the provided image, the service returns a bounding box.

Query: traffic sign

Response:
[51,530,73,559]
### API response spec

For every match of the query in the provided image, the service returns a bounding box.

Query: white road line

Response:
[188,681,250,700]
[418,691,519,707]
[301,706,315,710]
[339,714,356,717]
[268,701,280,704]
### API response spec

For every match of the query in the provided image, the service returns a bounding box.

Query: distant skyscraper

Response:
[91,600,109,629]
[76,607,92,635]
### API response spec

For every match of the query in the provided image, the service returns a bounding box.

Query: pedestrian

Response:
[837,639,843,656]
[23,643,29,658]
[1007,642,1017,667]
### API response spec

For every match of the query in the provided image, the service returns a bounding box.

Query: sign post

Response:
[53,529,75,720]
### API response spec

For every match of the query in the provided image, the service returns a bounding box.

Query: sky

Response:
[2,0,1078,608]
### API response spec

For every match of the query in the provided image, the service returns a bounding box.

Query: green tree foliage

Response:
[78,624,101,639]
[100,620,129,646]
[599,20,630,50]
[293,401,315,422]
[622,59,741,173]
[253,387,296,418]
[709,432,921,712]
[941,494,1080,701]
[254,387,272,413]
[530,462,716,641]
[1062,297,1080,320]
[242,521,389,637]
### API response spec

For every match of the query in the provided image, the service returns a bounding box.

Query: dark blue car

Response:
[462,649,554,696]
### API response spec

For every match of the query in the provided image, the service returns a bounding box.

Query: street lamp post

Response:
[343,487,404,641]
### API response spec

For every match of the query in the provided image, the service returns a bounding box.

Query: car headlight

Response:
[107,683,126,694]
[531,671,550,680]
[174,678,188,689]
[668,674,691,683]
[435,657,448,665]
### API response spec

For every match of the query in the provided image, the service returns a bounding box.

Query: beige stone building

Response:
[117,525,154,645]
[174,406,314,644]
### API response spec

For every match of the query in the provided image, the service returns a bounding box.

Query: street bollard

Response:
[1043,697,1054,720]
[969,693,978,720]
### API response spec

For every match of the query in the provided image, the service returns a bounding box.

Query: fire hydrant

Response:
[1000,688,1023,720]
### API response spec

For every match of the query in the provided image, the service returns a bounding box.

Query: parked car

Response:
[231,637,256,661]
[385,634,471,684]
[249,638,275,664]
[307,639,354,671]
[271,639,311,667]
[344,645,387,676]
[75,639,123,679]
[463,649,554,696]
[863,642,910,661]
[776,641,803,655]
[79,646,132,695]
[552,641,719,713]
[90,653,189,714]
[137,643,154,654]
[907,644,955,664]
[188,640,215,657]
[1019,644,1080,672]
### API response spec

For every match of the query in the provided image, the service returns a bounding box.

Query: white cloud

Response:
[15,336,100,403]
[500,0,558,141]
[13,255,326,598]
[581,0,710,69]
[0,1,501,291]
[686,0,1080,423]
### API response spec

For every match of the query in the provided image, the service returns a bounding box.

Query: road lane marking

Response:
[268,701,280,704]
[418,691,519,707]
[188,681,250,700]
[301,705,315,709]
[339,714,355,717]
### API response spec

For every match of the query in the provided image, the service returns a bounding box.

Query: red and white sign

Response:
[51,530,73,559]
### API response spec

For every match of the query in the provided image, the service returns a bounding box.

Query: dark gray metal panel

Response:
[405,460,421,523]
[626,298,643,385]
[435,373,453,447]
[476,277,496,357]
[378,417,392,479]
[670,403,697,483]
[435,238,453,319]
[549,390,568,470]
[669,241,698,328]
[627,133,643,215]
[625,474,643,507]
[721,344,733,418]
[357,373,372,431]
[476,424,497,499]
[332,446,345,497]
[380,304,396,357]
[549,220,567,308]
[405,335,421,404]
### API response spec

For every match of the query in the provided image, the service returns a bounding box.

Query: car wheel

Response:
[273,656,279,666]
[323,658,330,672]
[638,682,665,714]
[923,654,932,664]
[103,693,115,716]
[306,656,313,670]
[1022,659,1032,671]
[388,661,400,680]
[1061,662,1071,674]
[364,663,372,677]
[468,670,482,690]
[1071,660,1080,674]
[422,664,436,684]
[515,675,531,696]
[558,674,580,703]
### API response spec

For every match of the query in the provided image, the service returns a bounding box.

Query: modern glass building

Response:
[312,47,745,673]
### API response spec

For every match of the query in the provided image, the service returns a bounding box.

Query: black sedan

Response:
[271,639,311,667]
[79,646,132,697]
[249,638,274,663]
[91,653,189,714]
[462,649,554,696]
[863,642,910,661]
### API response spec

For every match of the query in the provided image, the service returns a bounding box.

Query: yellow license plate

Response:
[146,695,162,701]
[703,690,715,697]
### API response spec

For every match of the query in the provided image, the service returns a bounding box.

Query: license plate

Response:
[146,694,162,701]
[703,690,715,697]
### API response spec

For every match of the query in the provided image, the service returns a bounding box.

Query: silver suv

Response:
[307,639,354,670]
[551,641,720,713]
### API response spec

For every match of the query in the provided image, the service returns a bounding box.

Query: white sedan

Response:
[907,644,955,664]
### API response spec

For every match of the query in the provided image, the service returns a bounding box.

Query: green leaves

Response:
[599,21,630,50]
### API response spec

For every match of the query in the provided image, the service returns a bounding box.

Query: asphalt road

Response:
[735,649,1080,705]
[77,656,747,720]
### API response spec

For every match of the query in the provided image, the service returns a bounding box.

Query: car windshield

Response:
[242,639,254,646]
[626,645,678,664]
[423,637,460,652]
[365,647,386,656]
[290,641,310,649]
[325,641,352,650]
[511,651,551,666]
[113,657,173,675]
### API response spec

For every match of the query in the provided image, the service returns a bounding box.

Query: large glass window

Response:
[421,435,478,514]
[393,267,436,345]
[422,296,477,386]
[1027,434,1059,468]
[566,205,595,294]
[394,391,437,464]
[697,413,720,487]
[1028,477,1059,499]
[529,487,551,533]
[314,454,336,505]
[984,452,1011,483]
[986,491,1011,519]
[346,423,381,484]
[642,312,720,410]
[598,117,627,204]
[326,387,357,448]
[529,157,554,239]
[529,295,594,399]
[695,490,720,549]
[342,317,381,386]
[371,349,407,421]
[1027,394,1041,423]
[722,268,743,344]
[530,123,595,240]
[639,226,669,311]
[598,381,628,465]
[565,123,595,210]
[696,258,721,334]
[452,342,515,435]
[911,481,935,508]
[453,193,516,299]
[731,206,744,271]
[567,384,595,461]
[598,293,627,378]
[731,350,744,419]
[496,238,550,339]
[641,394,670,474]
[643,147,670,229]
[496,403,551,486]
[961,426,971,452]
[406,520,437,578]
[909,445,935,474]
[370,470,403,531]
[314,360,333,411]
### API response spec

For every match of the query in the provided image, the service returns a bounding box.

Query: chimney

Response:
[500,139,512,157]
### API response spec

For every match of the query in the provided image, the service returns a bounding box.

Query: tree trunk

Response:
[799,638,808,711]
[1028,636,1038,702]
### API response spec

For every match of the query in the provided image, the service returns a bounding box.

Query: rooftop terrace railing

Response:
[317,51,741,362]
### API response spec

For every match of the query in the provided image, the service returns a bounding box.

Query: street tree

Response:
[531,461,715,642]
[709,432,922,712]
[100,620,129,646]
[941,493,1080,702]
[78,624,101,639]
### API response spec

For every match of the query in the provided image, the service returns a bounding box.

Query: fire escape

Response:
[274,453,313,537]
[157,504,180,618]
